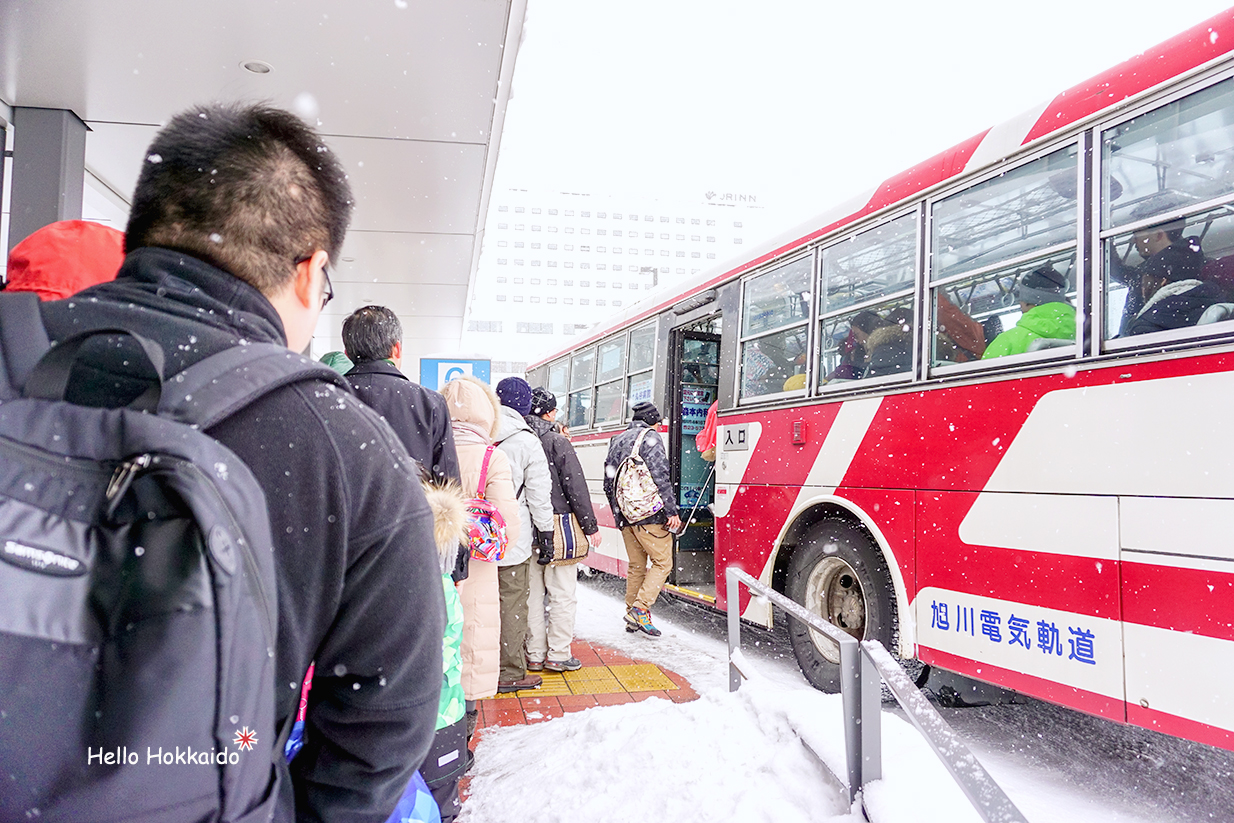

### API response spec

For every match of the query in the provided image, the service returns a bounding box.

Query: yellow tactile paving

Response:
[609,663,677,692]
[561,667,626,694]
[524,672,571,697]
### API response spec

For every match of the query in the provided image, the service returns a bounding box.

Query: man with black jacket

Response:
[603,401,680,637]
[524,388,602,670]
[342,304,461,486]
[38,103,445,823]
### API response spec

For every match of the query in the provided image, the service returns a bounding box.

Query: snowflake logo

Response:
[233,726,258,752]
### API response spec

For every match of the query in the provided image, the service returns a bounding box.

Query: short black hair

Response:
[342,305,402,363]
[125,102,353,294]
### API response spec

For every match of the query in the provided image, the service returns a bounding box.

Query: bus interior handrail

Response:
[724,566,1028,823]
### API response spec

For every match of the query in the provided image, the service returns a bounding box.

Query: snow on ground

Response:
[460,572,1234,823]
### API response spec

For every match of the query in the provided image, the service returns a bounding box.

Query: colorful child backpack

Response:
[465,444,509,562]
[615,427,665,522]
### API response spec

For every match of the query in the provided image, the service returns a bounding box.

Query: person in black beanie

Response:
[523,388,601,671]
[492,377,554,692]
[602,401,680,636]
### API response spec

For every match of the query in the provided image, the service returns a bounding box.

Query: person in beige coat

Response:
[440,376,521,741]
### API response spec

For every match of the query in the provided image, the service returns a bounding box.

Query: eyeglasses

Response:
[295,255,333,308]
[320,264,333,308]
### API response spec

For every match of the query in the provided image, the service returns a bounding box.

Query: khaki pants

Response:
[526,561,579,664]
[497,557,532,682]
[622,523,673,613]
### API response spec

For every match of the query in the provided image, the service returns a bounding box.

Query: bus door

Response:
[668,320,720,600]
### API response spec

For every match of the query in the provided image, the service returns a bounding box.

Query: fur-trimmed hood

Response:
[440,375,501,441]
[421,479,468,575]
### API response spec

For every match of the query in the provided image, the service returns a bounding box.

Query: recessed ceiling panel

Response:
[0,0,509,142]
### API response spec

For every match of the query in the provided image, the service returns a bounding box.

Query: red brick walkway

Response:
[462,639,700,799]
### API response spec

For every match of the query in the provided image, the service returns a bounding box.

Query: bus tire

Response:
[785,519,896,693]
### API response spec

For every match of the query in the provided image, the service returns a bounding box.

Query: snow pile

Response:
[461,682,858,823]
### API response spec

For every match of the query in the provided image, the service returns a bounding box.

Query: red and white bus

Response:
[527,10,1234,750]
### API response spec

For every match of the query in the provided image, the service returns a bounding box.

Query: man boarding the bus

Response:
[36,103,445,822]
[604,401,680,637]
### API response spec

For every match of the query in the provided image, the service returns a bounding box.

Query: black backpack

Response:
[0,292,345,822]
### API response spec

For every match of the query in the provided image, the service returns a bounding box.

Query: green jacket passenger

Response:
[982,266,1075,359]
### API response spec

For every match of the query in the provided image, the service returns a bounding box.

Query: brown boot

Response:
[496,674,542,693]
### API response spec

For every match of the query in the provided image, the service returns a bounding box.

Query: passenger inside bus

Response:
[864,309,912,378]
[1108,194,1206,333]
[1123,240,1224,335]
[824,310,885,382]
[982,265,1075,358]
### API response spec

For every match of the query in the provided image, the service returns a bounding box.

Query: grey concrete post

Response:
[8,107,87,253]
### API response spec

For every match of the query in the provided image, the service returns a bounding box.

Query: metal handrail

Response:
[725,567,1028,823]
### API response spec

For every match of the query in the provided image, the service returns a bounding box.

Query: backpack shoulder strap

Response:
[630,426,652,460]
[0,292,51,401]
[476,444,496,498]
[157,342,350,430]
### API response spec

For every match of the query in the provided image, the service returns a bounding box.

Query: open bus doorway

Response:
[667,316,721,601]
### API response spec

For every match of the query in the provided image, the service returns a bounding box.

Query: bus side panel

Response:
[833,486,917,604]
[713,483,798,613]
[1121,496,1234,747]
[915,490,1125,718]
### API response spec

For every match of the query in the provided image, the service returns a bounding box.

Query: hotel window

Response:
[496,294,507,301]
[496,277,507,283]
[513,295,524,302]
[498,223,508,229]
[532,208,541,214]
[498,205,508,212]
[497,258,508,265]
[513,278,524,284]
[514,242,524,248]
[565,210,575,216]
[515,207,524,213]
[548,209,558,215]
[530,278,541,285]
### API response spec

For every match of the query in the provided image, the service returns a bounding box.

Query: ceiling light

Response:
[241,60,273,74]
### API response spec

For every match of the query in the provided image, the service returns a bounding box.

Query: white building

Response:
[463,189,771,378]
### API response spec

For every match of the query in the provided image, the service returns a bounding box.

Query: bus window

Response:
[929,147,1080,366]
[567,349,595,429]
[739,256,811,399]
[933,251,1077,364]
[567,388,593,429]
[1103,77,1234,230]
[627,371,653,412]
[933,145,1078,283]
[597,337,626,383]
[1102,78,1234,342]
[1104,205,1234,340]
[594,380,624,425]
[628,323,656,372]
[570,349,595,392]
[741,256,811,336]
[818,213,916,385]
[547,360,568,396]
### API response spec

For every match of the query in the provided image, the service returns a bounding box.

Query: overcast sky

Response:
[493,0,1234,234]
